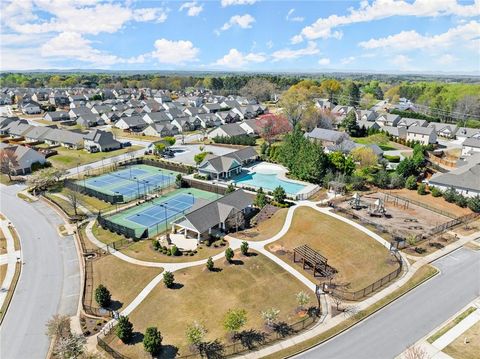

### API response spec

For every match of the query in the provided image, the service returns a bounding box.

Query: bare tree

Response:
[331,294,343,311]
[67,190,80,216]
[55,333,86,359]
[0,148,18,181]
[402,345,428,359]
[46,314,71,339]
[343,305,359,318]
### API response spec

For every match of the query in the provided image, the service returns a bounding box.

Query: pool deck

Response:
[230,162,318,199]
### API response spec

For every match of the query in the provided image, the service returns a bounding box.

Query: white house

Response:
[461,137,480,157]
[406,126,437,145]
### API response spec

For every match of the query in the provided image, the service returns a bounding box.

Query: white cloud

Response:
[220,14,255,31]
[437,54,457,65]
[266,40,274,49]
[318,57,330,65]
[341,56,356,65]
[221,0,256,7]
[272,41,319,61]
[359,21,480,51]
[391,54,412,70]
[1,1,168,35]
[286,8,304,22]
[214,48,266,68]
[151,38,199,64]
[40,31,145,66]
[293,0,480,42]
[179,2,203,17]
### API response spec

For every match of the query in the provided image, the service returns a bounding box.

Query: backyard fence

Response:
[327,251,403,301]
[97,314,318,359]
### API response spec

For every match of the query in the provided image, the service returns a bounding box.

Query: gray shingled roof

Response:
[429,163,480,192]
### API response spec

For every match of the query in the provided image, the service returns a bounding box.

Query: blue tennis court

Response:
[126,193,194,227]
[77,164,179,202]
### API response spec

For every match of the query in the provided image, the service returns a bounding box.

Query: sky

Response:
[1,0,479,74]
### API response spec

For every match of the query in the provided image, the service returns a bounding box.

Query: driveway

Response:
[0,184,81,359]
[296,247,480,359]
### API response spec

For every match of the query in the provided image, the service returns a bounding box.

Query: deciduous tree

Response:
[255,114,291,145]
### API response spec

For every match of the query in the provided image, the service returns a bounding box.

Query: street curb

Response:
[284,266,440,358]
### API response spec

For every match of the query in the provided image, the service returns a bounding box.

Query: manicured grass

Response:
[44,193,78,217]
[48,145,142,170]
[268,207,399,292]
[0,228,6,255]
[110,128,159,142]
[109,252,311,357]
[92,222,126,245]
[443,320,480,359]
[0,262,21,324]
[352,136,399,151]
[390,188,472,217]
[91,255,162,311]
[263,264,438,359]
[0,264,6,286]
[16,192,34,203]
[8,226,20,251]
[235,208,288,242]
[60,188,115,213]
[120,238,226,263]
[428,307,477,344]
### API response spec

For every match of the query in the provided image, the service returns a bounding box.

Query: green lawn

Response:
[109,251,311,358]
[352,134,400,151]
[428,307,477,343]
[48,145,142,170]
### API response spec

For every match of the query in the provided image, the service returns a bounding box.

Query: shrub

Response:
[94,284,111,308]
[417,183,427,195]
[384,155,400,163]
[116,316,133,343]
[170,245,180,256]
[153,240,160,251]
[455,194,468,208]
[143,327,162,355]
[272,186,286,204]
[186,321,207,346]
[296,291,310,309]
[261,308,280,327]
[405,175,417,190]
[240,241,249,256]
[430,186,443,197]
[389,173,405,189]
[163,271,175,288]
[468,195,480,213]
[206,257,214,271]
[443,187,457,203]
[223,309,247,333]
[225,248,234,263]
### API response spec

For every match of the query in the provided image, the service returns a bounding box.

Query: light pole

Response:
[187,192,194,206]
[133,176,140,201]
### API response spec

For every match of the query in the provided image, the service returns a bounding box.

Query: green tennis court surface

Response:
[103,188,220,238]
[77,164,180,202]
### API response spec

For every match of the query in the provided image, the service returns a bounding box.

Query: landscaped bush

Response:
[405,175,417,190]
[430,186,443,197]
[414,247,427,254]
[455,194,468,208]
[417,183,427,195]
[443,187,457,203]
[384,155,400,163]
[468,195,480,213]
[193,174,209,180]
[212,135,256,146]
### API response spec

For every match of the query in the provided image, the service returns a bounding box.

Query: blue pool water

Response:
[233,172,306,195]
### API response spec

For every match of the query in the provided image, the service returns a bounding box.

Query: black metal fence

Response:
[97,213,146,240]
[97,314,317,359]
[384,192,457,219]
[64,179,124,204]
[429,212,479,236]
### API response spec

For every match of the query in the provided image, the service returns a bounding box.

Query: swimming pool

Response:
[233,172,306,196]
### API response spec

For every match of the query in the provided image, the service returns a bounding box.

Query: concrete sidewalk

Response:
[0,218,22,311]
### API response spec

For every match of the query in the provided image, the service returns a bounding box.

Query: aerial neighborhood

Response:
[1,1,479,359]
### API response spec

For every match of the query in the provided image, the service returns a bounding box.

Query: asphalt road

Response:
[297,247,480,359]
[0,184,80,359]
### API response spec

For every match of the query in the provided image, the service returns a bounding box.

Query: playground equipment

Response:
[369,198,388,217]
[384,193,410,210]
[349,192,367,210]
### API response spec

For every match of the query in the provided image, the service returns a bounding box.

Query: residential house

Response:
[357,120,381,132]
[77,114,103,128]
[69,107,93,119]
[183,107,204,117]
[0,94,13,105]
[427,122,457,139]
[171,116,199,132]
[0,143,46,175]
[406,126,437,145]
[461,137,480,157]
[83,129,122,152]
[44,111,70,122]
[375,114,401,127]
[355,110,378,122]
[24,126,54,143]
[455,127,480,143]
[216,110,240,124]
[7,121,33,139]
[196,113,221,128]
[143,112,171,124]
[428,160,480,198]
[114,116,147,132]
[142,123,179,137]
[207,123,248,139]
[314,98,334,110]
[43,129,85,149]
[202,103,222,113]
[396,118,428,129]
[239,119,260,136]
[304,128,350,147]
[381,126,407,140]
[20,100,41,115]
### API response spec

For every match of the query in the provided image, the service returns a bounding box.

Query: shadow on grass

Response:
[157,344,179,358]
[170,283,184,290]
[243,252,258,258]
[109,300,123,311]
[229,259,244,266]
[127,331,144,345]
